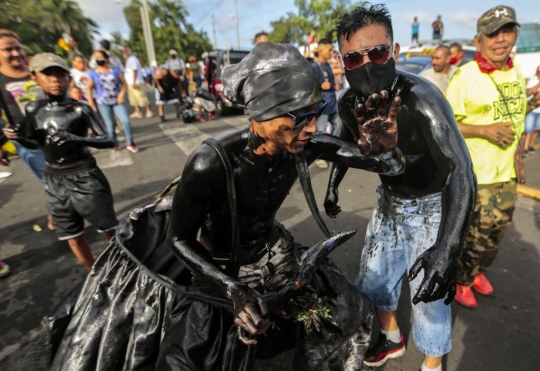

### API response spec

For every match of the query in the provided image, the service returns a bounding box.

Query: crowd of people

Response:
[0,2,539,371]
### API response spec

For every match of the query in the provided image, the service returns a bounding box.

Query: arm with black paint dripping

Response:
[166,145,269,345]
[407,91,476,305]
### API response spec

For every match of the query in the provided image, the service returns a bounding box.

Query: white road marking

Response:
[222,116,249,130]
[93,150,134,170]
[159,123,210,155]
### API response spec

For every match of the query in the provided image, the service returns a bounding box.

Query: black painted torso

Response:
[339,71,454,198]
[25,98,98,165]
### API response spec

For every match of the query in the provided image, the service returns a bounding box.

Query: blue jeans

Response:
[356,186,451,357]
[97,103,134,145]
[525,112,540,134]
[12,140,45,183]
[316,111,341,136]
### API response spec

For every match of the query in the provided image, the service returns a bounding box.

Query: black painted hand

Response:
[354,90,400,156]
[48,130,81,146]
[408,245,457,305]
[229,283,270,345]
[324,187,341,218]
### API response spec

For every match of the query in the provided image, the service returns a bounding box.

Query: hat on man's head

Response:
[169,49,177,55]
[30,53,70,73]
[222,42,322,122]
[477,5,520,35]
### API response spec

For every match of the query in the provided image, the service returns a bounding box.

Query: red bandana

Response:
[474,52,513,73]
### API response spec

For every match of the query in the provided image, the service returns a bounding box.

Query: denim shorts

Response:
[355,186,452,357]
[525,112,540,134]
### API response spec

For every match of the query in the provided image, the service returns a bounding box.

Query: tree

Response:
[0,0,97,57]
[268,0,363,45]
[268,13,303,44]
[123,0,212,65]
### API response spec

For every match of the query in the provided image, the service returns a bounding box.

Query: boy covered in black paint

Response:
[11,53,118,271]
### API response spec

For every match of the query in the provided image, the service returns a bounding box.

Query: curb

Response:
[517,185,540,201]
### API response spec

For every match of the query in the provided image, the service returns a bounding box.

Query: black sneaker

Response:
[363,333,406,367]
[528,147,536,155]
[160,115,167,123]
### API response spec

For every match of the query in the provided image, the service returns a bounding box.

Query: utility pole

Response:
[140,5,152,65]
[233,0,240,48]
[212,15,217,49]
[141,0,157,67]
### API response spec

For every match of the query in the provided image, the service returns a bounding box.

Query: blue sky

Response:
[77,0,539,52]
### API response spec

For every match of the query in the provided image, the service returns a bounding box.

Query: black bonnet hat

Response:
[222,42,322,122]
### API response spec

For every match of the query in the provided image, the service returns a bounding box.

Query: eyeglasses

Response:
[286,100,327,131]
[342,44,394,70]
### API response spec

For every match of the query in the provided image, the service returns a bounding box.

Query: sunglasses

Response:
[286,100,327,131]
[343,44,394,70]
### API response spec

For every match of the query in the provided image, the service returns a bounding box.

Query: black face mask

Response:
[171,55,177,59]
[96,60,106,66]
[345,58,397,98]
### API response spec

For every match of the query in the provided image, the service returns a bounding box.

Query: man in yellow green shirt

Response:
[446,5,540,308]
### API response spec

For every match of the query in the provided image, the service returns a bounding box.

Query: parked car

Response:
[204,49,250,115]
[397,40,476,75]
[396,56,432,75]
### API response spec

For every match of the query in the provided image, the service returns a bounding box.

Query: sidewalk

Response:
[519,142,540,200]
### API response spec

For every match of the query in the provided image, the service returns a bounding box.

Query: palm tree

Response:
[41,0,98,56]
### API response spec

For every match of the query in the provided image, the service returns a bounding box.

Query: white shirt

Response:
[165,57,186,71]
[70,68,92,98]
[124,55,145,85]
[420,65,458,95]
[526,76,540,113]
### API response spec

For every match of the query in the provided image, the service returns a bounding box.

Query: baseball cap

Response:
[477,5,520,35]
[30,53,70,73]
[169,49,177,55]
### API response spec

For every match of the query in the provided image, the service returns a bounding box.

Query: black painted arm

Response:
[79,103,116,149]
[14,104,40,149]
[407,91,476,305]
[166,146,240,295]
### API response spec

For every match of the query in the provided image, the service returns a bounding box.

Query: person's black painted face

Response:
[34,67,70,96]
[339,23,400,98]
[171,54,177,59]
[253,103,320,155]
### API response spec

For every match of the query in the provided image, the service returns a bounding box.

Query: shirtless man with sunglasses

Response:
[323,4,476,371]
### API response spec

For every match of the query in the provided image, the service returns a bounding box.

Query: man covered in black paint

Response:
[163,42,406,371]
[323,5,476,371]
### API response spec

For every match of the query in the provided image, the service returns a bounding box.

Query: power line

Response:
[193,0,225,26]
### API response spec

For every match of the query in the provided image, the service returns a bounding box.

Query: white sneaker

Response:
[130,112,143,119]
[315,159,328,169]
[145,111,154,118]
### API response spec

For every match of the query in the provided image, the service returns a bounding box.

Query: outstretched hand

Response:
[229,283,270,345]
[408,245,457,305]
[354,91,400,156]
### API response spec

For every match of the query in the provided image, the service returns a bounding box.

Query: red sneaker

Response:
[454,284,477,308]
[472,273,493,296]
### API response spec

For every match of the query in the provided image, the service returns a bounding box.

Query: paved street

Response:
[1,107,539,371]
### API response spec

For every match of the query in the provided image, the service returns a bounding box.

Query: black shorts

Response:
[44,158,118,240]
